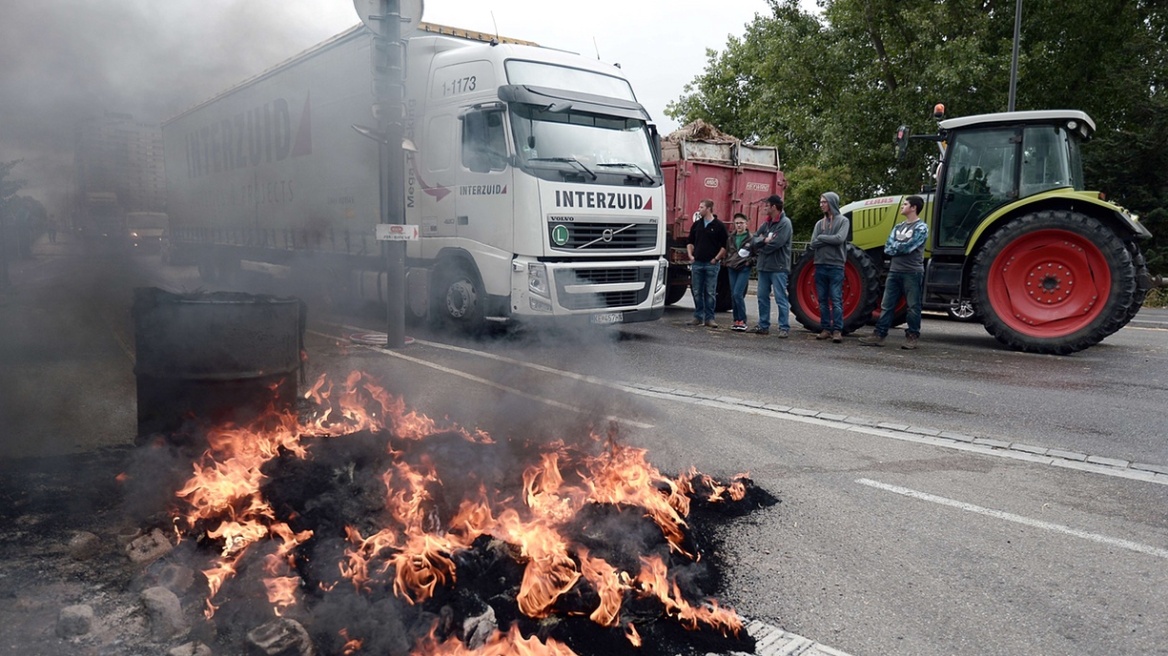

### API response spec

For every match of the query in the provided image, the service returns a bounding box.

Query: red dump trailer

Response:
[661,132,785,309]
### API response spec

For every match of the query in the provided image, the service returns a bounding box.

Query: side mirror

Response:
[895,125,911,161]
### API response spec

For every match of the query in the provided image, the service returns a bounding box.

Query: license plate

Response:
[590,312,624,325]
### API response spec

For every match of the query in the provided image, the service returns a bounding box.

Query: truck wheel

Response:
[197,257,218,283]
[432,263,485,333]
[970,210,1135,354]
[789,244,881,335]
[664,284,687,306]
[714,267,732,312]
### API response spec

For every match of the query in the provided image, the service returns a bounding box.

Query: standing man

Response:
[862,195,929,349]
[810,191,850,343]
[724,213,754,331]
[749,195,792,337]
[686,199,728,328]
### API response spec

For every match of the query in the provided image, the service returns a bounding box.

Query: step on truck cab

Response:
[162,22,668,332]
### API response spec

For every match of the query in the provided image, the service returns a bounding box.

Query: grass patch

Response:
[1145,287,1167,308]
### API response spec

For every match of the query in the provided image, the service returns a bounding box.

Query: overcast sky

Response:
[0,0,808,217]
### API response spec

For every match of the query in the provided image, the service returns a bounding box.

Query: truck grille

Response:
[554,266,653,310]
[548,222,658,252]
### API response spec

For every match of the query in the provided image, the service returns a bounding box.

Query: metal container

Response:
[132,288,305,438]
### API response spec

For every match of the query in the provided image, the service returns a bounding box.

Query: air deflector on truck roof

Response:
[498,85,651,121]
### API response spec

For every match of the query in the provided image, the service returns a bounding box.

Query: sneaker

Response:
[777,329,790,338]
[748,326,769,335]
[815,330,831,340]
[901,334,920,350]
[832,331,843,343]
[704,320,719,329]
[687,318,704,326]
[731,321,747,332]
[860,333,886,346]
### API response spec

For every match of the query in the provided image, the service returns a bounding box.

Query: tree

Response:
[668,0,1168,272]
[0,160,25,285]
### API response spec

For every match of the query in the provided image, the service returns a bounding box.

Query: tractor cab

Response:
[927,109,1094,249]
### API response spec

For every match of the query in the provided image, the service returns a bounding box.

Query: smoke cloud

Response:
[0,0,356,217]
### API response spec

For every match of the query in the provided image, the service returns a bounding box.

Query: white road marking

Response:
[856,478,1168,560]
[308,329,654,429]
[318,323,1168,486]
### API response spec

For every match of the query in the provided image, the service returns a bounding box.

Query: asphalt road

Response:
[2,241,1166,655]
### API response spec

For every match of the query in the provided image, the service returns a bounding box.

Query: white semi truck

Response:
[162,22,668,330]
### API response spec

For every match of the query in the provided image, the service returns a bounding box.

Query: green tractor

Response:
[788,107,1153,354]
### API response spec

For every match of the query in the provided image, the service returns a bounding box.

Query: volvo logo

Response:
[601,228,614,243]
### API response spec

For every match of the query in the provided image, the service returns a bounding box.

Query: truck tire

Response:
[664,284,687,306]
[970,210,1135,355]
[714,267,732,312]
[431,262,486,333]
[789,244,881,335]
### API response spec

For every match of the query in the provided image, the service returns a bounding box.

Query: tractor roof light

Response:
[933,103,946,120]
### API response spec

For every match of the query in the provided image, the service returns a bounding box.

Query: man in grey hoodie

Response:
[749,195,793,336]
[810,191,850,342]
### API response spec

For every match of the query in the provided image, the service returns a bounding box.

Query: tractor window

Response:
[1020,126,1077,197]
[938,128,1018,247]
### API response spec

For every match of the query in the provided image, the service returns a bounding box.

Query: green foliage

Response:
[668,0,1168,272]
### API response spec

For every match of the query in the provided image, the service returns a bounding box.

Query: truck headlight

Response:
[528,263,549,296]
[655,259,667,292]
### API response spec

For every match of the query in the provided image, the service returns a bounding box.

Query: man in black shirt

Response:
[686,199,728,328]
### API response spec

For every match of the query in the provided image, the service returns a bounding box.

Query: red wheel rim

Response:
[795,262,863,323]
[986,229,1111,337]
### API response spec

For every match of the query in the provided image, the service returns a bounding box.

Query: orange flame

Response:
[171,372,749,642]
[415,624,578,656]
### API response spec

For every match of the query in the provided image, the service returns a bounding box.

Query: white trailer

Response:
[162,22,668,330]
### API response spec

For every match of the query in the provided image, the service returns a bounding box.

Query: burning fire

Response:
[167,371,757,654]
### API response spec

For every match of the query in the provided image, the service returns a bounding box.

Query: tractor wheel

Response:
[714,267,732,312]
[664,283,688,306]
[789,244,882,335]
[1116,244,1151,330]
[431,262,486,334]
[970,210,1135,355]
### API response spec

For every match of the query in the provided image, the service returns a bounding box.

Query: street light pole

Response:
[1008,0,1022,112]
[376,0,406,349]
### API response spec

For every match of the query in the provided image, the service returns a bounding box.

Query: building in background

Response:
[73,112,166,242]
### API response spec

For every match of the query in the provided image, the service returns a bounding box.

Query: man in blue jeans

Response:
[862,195,929,349]
[810,192,851,342]
[686,199,728,328]
[749,195,792,337]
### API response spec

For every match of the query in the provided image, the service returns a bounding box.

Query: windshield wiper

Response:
[526,157,597,181]
[597,162,655,184]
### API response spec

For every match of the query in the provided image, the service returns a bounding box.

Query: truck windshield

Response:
[510,105,660,185]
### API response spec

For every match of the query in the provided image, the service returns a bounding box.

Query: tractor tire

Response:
[970,210,1135,355]
[664,283,688,306]
[714,267,732,312]
[1117,244,1151,330]
[431,262,486,334]
[789,244,882,335]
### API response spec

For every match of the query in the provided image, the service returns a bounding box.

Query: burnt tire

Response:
[789,244,881,335]
[431,262,486,334]
[970,210,1135,355]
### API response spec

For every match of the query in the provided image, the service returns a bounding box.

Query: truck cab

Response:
[404,32,668,329]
